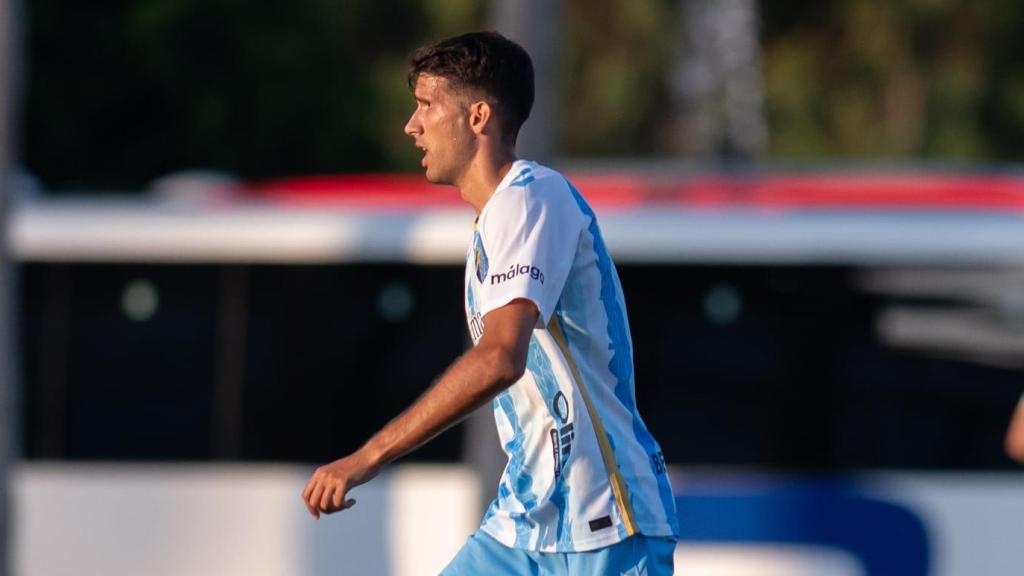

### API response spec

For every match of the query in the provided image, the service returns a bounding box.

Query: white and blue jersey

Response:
[464,160,679,552]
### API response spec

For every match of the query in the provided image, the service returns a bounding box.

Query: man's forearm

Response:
[360,342,522,468]
[302,300,536,518]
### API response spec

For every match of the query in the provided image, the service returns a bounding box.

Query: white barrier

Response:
[11,463,479,576]
[11,199,1024,265]
[10,463,1024,575]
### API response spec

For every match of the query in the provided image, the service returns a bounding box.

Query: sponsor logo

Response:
[552,391,570,423]
[550,429,561,477]
[468,312,484,344]
[549,422,574,476]
[557,423,574,458]
[490,263,544,286]
[550,391,573,476]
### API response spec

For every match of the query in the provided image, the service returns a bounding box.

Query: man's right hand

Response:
[301,450,381,519]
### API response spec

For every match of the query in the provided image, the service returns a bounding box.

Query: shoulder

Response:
[480,163,585,231]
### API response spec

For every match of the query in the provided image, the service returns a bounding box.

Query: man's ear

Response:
[468,100,494,136]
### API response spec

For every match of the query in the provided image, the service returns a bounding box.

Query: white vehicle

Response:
[10,167,1024,575]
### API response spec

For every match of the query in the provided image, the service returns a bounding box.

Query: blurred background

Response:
[2,0,1024,575]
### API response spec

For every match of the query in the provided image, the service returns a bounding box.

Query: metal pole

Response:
[212,266,249,459]
[490,0,565,163]
[0,0,22,573]
[670,0,767,159]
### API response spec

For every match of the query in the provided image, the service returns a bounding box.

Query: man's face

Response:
[404,73,476,186]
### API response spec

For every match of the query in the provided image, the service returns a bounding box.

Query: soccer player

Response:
[301,31,679,574]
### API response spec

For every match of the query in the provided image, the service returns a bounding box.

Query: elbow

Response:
[481,344,527,391]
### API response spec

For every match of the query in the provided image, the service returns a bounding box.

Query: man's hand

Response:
[299,299,537,520]
[1006,394,1024,464]
[301,450,381,519]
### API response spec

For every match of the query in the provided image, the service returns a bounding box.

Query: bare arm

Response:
[301,299,538,518]
[1005,393,1024,464]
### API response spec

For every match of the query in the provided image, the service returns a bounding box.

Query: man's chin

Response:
[423,169,453,186]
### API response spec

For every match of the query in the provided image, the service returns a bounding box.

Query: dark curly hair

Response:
[408,31,535,144]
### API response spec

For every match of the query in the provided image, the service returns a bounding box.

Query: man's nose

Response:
[404,112,420,137]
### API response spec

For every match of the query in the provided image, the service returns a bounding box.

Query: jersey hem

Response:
[478,521,678,553]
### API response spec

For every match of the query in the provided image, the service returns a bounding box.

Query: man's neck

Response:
[457,149,519,215]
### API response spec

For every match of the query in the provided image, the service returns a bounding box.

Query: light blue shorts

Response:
[440,530,676,576]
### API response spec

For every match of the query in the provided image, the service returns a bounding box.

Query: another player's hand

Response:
[1006,394,1024,464]
[301,450,381,519]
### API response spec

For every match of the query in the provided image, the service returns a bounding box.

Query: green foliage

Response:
[19,0,1024,190]
[22,0,480,189]
[763,0,1024,160]
[563,0,675,155]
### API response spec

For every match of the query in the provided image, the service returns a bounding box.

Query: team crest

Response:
[473,232,489,283]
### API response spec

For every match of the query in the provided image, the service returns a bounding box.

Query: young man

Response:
[301,31,679,574]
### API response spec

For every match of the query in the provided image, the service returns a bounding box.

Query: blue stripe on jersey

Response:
[467,275,477,315]
[495,389,538,547]
[526,337,573,548]
[566,181,680,535]
[509,167,535,187]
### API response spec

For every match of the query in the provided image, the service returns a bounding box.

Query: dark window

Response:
[20,263,1024,469]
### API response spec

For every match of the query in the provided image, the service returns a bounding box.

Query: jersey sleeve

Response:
[474,181,584,327]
